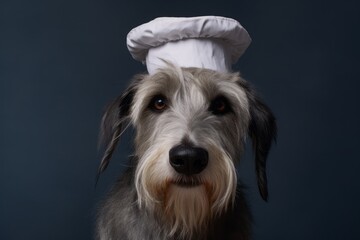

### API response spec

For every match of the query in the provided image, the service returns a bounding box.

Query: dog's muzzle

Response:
[169,145,208,176]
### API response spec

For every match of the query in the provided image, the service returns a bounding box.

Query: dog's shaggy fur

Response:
[96,66,276,240]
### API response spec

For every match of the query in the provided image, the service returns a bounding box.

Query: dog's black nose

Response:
[169,145,208,175]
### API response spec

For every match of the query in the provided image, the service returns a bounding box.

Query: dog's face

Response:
[98,66,276,237]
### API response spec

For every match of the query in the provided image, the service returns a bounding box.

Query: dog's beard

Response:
[163,184,211,238]
[135,144,237,239]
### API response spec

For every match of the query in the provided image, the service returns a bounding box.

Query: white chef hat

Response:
[126,16,251,74]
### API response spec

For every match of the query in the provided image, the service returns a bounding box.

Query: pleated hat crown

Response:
[127,16,251,74]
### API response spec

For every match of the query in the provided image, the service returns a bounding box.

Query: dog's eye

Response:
[149,95,168,112]
[209,95,232,115]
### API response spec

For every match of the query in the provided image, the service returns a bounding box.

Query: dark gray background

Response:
[1,0,359,239]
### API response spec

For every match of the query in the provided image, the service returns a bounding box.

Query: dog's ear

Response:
[96,82,138,183]
[238,80,277,201]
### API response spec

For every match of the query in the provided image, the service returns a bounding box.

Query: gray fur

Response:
[96,66,276,240]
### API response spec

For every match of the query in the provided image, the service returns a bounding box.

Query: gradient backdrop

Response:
[1,0,359,239]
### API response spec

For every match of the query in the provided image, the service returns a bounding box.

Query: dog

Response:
[95,64,276,240]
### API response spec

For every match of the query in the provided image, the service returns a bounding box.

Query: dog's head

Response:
[98,65,276,236]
